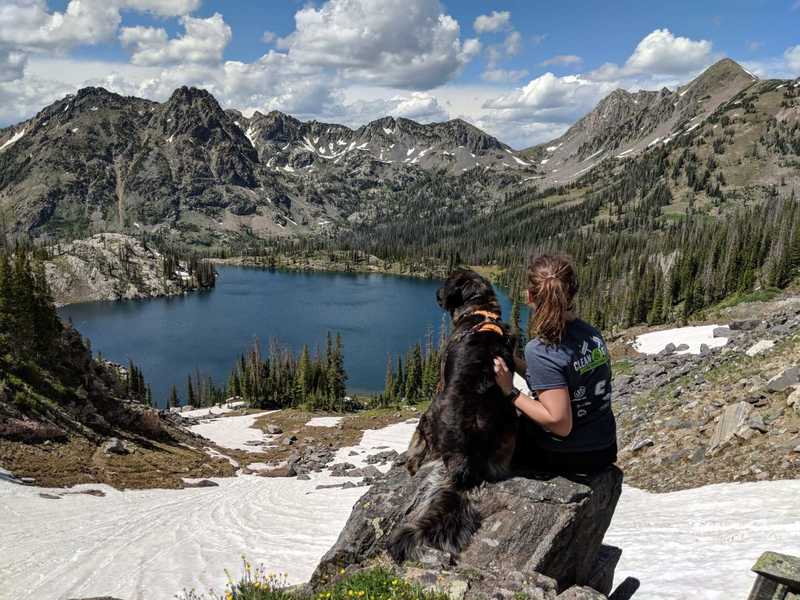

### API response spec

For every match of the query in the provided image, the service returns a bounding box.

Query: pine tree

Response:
[168,385,180,409]
[187,375,196,407]
[383,354,395,404]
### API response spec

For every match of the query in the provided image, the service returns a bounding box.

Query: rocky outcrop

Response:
[311,458,624,599]
[615,298,800,491]
[44,233,212,305]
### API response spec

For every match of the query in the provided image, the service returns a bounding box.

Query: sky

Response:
[1,0,799,148]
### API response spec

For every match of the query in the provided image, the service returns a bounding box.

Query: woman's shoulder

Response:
[569,317,604,339]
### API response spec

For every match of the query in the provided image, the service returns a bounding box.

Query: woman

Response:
[493,254,617,474]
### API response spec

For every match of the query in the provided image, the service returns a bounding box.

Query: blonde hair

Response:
[526,254,578,344]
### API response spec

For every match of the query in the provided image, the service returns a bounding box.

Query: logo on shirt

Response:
[572,338,609,374]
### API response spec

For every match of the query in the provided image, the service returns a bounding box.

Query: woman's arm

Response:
[493,357,573,437]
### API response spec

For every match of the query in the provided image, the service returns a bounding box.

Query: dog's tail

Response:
[387,461,481,563]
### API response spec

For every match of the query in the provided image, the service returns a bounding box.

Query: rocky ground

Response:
[45,233,211,305]
[612,295,800,492]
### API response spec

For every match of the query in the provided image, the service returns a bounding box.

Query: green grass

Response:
[182,562,450,600]
[711,287,782,311]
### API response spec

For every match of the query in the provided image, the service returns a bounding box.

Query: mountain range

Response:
[0,58,798,245]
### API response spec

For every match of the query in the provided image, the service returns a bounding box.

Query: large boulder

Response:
[311,458,623,599]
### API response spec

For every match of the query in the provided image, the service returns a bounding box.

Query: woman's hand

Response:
[493,357,515,396]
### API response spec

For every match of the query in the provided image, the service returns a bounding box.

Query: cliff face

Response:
[44,233,213,305]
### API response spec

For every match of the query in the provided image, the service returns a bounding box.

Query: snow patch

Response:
[0,421,419,599]
[305,416,343,428]
[616,149,633,158]
[0,128,26,152]
[90,106,98,111]
[406,147,416,156]
[634,325,728,355]
[189,411,275,452]
[382,127,394,135]
[647,137,662,148]
[179,401,247,419]
[584,149,604,162]
[606,481,800,599]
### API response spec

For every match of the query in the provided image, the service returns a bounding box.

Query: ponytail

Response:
[526,254,578,345]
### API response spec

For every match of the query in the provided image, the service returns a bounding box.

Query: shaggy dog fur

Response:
[387,269,519,562]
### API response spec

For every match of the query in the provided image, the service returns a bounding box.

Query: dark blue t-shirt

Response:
[523,318,616,452]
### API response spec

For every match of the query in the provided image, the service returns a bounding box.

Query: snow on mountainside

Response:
[0,86,534,243]
[520,58,762,186]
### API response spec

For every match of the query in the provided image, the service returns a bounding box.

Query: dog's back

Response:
[388,269,519,562]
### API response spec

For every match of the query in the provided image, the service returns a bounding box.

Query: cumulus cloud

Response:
[623,28,712,76]
[278,0,480,89]
[785,45,800,74]
[541,54,582,67]
[121,0,200,17]
[119,13,231,66]
[473,11,511,34]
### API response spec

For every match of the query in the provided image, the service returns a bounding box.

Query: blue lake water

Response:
[59,267,523,407]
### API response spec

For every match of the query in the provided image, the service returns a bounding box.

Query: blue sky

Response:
[2,1,799,147]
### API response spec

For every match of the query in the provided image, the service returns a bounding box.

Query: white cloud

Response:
[541,54,582,67]
[504,31,522,56]
[261,30,276,44]
[120,13,231,66]
[785,45,800,74]
[0,0,122,52]
[483,72,606,123]
[474,11,511,34]
[0,48,27,82]
[623,28,712,76]
[278,0,480,89]
[481,68,528,83]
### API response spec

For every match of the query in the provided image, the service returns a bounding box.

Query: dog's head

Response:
[436,269,497,316]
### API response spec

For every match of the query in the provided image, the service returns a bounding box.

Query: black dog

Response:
[387,269,519,562]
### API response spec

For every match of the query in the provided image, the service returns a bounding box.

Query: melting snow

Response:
[647,137,662,148]
[0,419,418,600]
[616,149,633,158]
[0,128,26,152]
[305,417,343,428]
[540,159,549,165]
[584,149,604,162]
[546,143,561,152]
[606,481,800,599]
[511,156,530,166]
[90,106,98,111]
[406,148,416,156]
[633,325,728,355]
[71,127,79,133]
[189,411,275,452]
[245,126,257,147]
[383,127,394,135]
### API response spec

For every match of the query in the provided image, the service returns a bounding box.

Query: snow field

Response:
[634,325,729,355]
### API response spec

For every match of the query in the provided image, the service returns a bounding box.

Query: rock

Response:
[630,438,654,452]
[730,319,762,331]
[345,466,384,479]
[708,402,752,452]
[329,462,357,476]
[311,460,623,595]
[746,340,775,357]
[282,435,298,446]
[297,474,311,480]
[266,424,283,435]
[660,343,677,355]
[699,343,711,355]
[102,437,131,455]
[767,366,800,392]
[713,326,733,338]
[39,493,62,500]
[786,387,800,410]
[260,464,297,478]
[748,415,769,433]
[675,343,689,352]
[183,479,219,488]
[365,449,400,465]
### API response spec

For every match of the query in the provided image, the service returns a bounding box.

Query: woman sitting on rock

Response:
[493,254,618,474]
